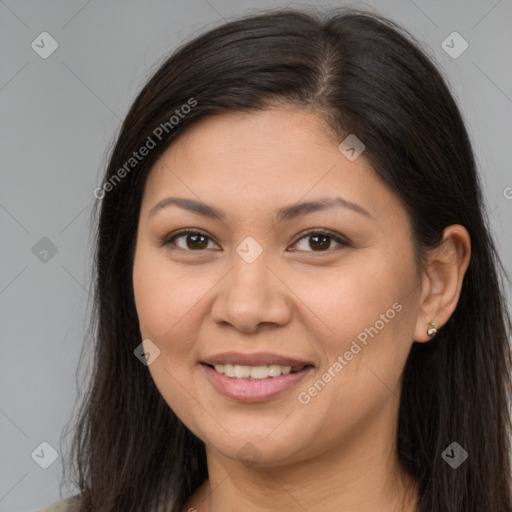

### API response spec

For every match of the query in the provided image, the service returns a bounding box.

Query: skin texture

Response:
[132,108,471,512]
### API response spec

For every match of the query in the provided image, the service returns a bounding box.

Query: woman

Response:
[40,6,512,512]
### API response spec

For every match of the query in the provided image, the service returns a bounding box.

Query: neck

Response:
[184,404,419,512]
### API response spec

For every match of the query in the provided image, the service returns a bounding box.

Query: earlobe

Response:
[426,321,438,337]
[413,224,471,343]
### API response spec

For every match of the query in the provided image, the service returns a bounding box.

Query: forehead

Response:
[165,108,340,163]
[141,109,405,228]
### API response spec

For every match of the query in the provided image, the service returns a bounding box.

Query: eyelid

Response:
[293,228,351,249]
[161,228,220,249]
[161,227,351,253]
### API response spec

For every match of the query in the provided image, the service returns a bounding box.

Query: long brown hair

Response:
[61,6,512,511]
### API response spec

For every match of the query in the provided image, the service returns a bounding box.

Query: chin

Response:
[196,420,320,468]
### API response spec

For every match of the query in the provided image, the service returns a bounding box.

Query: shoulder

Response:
[36,495,80,512]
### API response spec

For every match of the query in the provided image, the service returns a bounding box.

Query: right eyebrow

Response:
[148,196,374,223]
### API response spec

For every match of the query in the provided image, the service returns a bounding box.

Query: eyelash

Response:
[161,228,351,254]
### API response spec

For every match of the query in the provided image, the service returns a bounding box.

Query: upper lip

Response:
[201,352,314,369]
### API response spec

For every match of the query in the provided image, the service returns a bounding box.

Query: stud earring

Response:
[427,321,438,337]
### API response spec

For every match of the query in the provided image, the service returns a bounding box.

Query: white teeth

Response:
[250,366,271,379]
[268,364,284,377]
[234,365,251,378]
[212,363,296,379]
[222,364,234,377]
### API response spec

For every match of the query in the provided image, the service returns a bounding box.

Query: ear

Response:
[413,224,471,342]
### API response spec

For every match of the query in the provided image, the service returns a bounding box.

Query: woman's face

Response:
[132,108,425,467]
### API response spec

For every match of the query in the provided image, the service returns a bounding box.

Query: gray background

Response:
[1,0,511,510]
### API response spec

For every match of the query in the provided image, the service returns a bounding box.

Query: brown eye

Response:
[292,230,349,253]
[308,234,331,251]
[163,229,349,254]
[183,233,209,250]
[164,230,217,251]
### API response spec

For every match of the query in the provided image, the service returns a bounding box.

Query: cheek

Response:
[305,253,418,396]
[132,246,206,345]
[132,248,206,427]
[303,257,411,346]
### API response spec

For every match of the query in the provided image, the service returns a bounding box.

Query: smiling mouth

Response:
[201,359,315,402]
[203,363,313,380]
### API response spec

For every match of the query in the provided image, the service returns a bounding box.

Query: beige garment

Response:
[36,493,173,511]
[35,494,173,511]
[36,495,79,512]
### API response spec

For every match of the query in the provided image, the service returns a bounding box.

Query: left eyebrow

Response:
[273,196,374,222]
[148,196,374,222]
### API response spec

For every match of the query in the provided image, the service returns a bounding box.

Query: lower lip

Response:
[201,364,313,402]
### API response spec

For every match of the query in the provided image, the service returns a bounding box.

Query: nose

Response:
[210,252,292,334]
